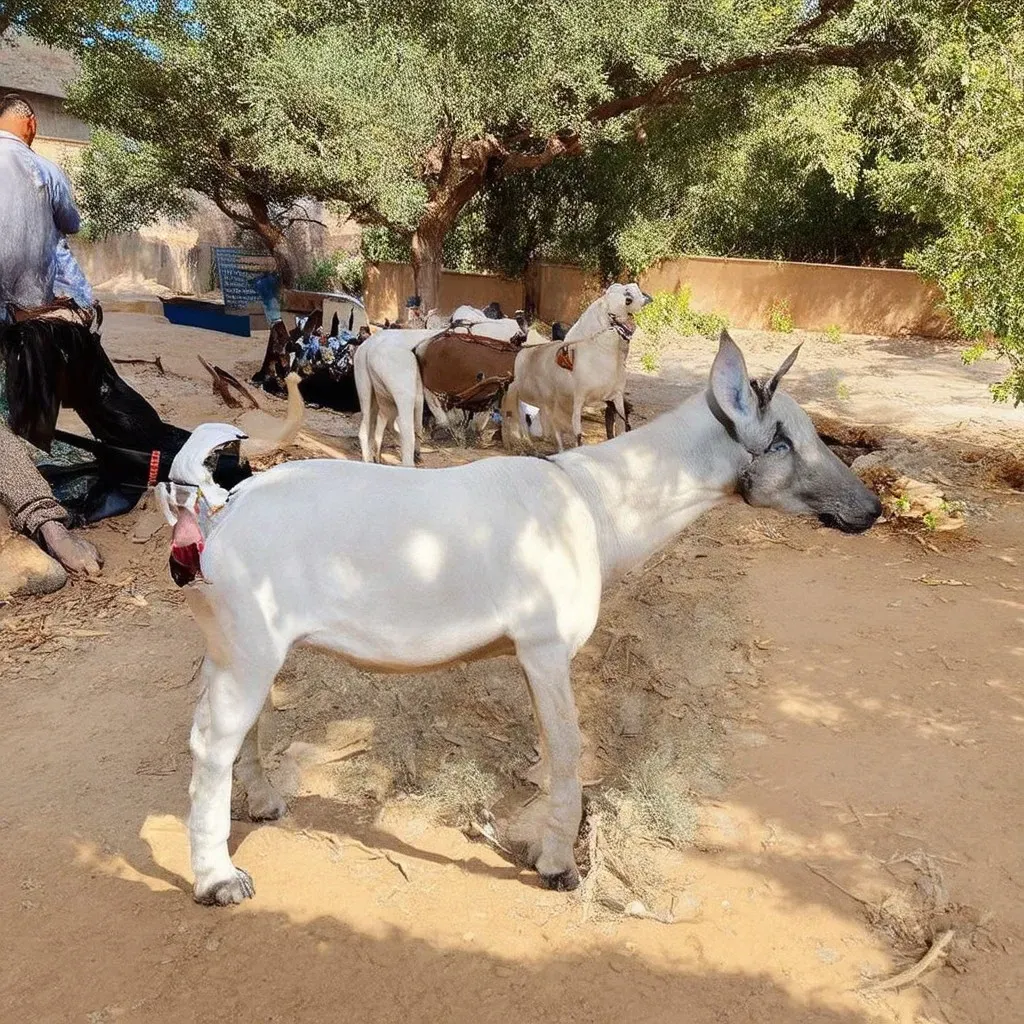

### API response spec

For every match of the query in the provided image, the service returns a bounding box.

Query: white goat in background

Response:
[158,332,881,906]
[355,310,525,465]
[353,328,434,466]
[503,283,650,450]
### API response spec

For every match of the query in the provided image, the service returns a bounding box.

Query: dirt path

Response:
[1,316,1021,1023]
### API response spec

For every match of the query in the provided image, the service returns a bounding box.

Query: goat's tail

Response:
[155,423,247,587]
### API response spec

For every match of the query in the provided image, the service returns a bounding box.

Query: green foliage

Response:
[633,287,727,373]
[766,299,794,334]
[65,0,938,287]
[636,287,728,340]
[360,226,412,265]
[74,130,194,238]
[639,350,660,375]
[823,323,844,344]
[864,6,1024,404]
[0,1,126,48]
[295,252,365,294]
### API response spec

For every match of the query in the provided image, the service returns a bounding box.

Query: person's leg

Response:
[0,421,101,575]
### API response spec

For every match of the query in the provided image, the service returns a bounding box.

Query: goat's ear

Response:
[710,330,759,428]
[764,343,802,402]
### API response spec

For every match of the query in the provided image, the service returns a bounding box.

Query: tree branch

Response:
[501,133,584,174]
[587,39,895,123]
[787,0,856,42]
[281,213,327,229]
[210,184,257,231]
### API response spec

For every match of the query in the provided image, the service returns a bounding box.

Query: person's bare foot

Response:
[38,521,102,576]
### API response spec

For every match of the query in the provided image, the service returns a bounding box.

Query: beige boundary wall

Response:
[639,255,952,338]
[362,263,525,324]
[364,256,953,338]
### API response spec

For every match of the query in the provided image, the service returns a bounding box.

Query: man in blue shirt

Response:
[0,93,102,583]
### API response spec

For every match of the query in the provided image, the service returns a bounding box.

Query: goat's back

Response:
[194,455,603,661]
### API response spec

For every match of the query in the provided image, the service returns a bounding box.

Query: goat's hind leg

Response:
[571,393,585,447]
[235,709,287,822]
[516,640,583,890]
[189,645,284,906]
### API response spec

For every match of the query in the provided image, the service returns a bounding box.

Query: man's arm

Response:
[42,160,81,236]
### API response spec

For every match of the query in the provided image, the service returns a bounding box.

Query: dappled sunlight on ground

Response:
[1,315,1021,1022]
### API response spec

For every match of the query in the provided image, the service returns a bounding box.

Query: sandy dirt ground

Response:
[1,315,1022,1024]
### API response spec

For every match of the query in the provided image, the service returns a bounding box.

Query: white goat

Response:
[158,332,881,906]
[355,314,525,465]
[353,328,435,466]
[503,283,650,450]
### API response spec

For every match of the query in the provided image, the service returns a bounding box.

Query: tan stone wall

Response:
[535,264,603,325]
[639,255,952,337]
[363,262,524,322]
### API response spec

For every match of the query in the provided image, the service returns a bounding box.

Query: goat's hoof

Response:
[539,866,580,892]
[194,867,255,906]
[248,791,288,822]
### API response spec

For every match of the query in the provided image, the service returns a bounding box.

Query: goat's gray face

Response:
[604,282,652,340]
[709,331,882,533]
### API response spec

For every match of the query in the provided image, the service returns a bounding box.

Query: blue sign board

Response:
[212,247,276,311]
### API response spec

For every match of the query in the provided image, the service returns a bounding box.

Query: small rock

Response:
[0,533,67,599]
[204,935,221,952]
[815,945,841,965]
[672,894,703,922]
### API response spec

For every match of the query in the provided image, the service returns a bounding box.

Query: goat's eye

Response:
[769,437,791,454]
[625,296,633,305]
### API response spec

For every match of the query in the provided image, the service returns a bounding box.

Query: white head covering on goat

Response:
[156,422,247,525]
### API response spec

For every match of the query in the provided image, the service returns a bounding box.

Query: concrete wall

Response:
[365,256,952,338]
[70,206,241,297]
[640,255,951,337]
[363,262,524,323]
[535,264,604,325]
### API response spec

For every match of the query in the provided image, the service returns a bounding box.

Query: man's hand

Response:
[38,521,102,576]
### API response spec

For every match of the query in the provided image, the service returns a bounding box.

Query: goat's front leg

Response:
[613,393,629,434]
[189,651,280,906]
[517,640,583,890]
[604,401,616,440]
[235,709,287,822]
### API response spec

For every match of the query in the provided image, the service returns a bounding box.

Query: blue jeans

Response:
[251,272,282,324]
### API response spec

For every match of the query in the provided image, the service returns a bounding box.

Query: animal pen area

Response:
[1,287,1023,1024]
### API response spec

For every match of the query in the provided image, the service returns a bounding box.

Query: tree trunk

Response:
[410,224,445,314]
[245,194,296,288]
[269,244,295,290]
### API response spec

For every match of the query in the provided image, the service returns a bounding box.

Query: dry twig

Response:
[859,930,955,995]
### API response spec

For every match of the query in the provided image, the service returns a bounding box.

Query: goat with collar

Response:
[167,330,880,906]
[503,282,650,451]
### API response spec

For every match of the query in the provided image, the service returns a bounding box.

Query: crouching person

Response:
[0,92,101,596]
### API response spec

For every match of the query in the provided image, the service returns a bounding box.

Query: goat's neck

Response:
[555,393,747,582]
